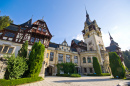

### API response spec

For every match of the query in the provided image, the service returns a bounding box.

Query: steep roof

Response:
[72,39,81,45]
[49,42,59,48]
[106,45,120,52]
[20,19,32,27]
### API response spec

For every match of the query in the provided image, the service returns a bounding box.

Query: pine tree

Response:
[109,52,126,79]
[93,57,102,74]
[18,41,28,58]
[28,41,45,77]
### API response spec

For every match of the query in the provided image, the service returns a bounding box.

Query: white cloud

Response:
[73,34,84,41]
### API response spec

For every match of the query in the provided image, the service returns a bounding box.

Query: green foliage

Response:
[28,41,45,77]
[122,50,130,69]
[93,57,102,74]
[70,74,81,77]
[0,77,42,86]
[0,16,13,30]
[57,62,77,74]
[4,54,28,80]
[56,74,81,77]
[109,52,126,79]
[18,41,28,58]
[87,73,111,76]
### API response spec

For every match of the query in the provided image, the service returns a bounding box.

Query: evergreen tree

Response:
[18,41,28,58]
[109,52,126,79]
[28,41,45,77]
[93,57,102,74]
[0,16,13,30]
[4,54,28,80]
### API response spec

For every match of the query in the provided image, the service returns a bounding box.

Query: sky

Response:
[0,0,130,51]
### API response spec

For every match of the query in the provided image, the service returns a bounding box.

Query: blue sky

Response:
[0,0,130,50]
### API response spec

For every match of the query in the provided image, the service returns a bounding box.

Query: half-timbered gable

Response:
[0,19,52,48]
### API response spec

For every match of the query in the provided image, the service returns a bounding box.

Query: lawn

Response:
[0,77,43,86]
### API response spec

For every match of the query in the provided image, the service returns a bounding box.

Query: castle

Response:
[0,11,111,78]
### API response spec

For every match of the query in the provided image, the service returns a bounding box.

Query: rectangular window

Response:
[66,55,70,62]
[38,27,42,31]
[87,57,91,63]
[3,46,9,53]
[7,47,13,54]
[43,28,46,32]
[35,38,39,42]
[84,68,87,73]
[74,56,78,63]
[90,68,93,73]
[0,46,3,52]
[29,50,31,55]
[46,53,49,58]
[4,32,15,38]
[30,37,35,42]
[50,52,54,61]
[58,54,63,62]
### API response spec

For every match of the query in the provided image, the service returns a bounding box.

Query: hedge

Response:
[93,57,102,74]
[109,52,126,79]
[0,77,43,86]
[56,74,81,77]
[87,73,111,76]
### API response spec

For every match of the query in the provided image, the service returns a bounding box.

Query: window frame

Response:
[74,56,78,63]
[50,52,54,61]
[58,53,63,62]
[83,57,86,63]
[66,54,70,62]
[87,57,91,63]
[7,47,14,54]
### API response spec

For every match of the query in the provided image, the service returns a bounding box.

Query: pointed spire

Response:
[108,32,113,40]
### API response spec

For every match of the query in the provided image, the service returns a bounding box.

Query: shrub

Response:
[87,73,111,76]
[70,74,81,77]
[93,57,102,74]
[56,74,81,77]
[28,41,45,77]
[4,54,28,80]
[57,62,77,74]
[18,41,28,58]
[109,52,126,79]
[0,77,42,86]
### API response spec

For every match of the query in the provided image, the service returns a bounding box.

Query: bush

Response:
[109,52,126,79]
[18,41,28,58]
[70,74,81,77]
[0,77,42,86]
[4,54,28,80]
[87,73,111,76]
[56,74,81,77]
[93,57,102,74]
[28,41,45,77]
[57,62,77,74]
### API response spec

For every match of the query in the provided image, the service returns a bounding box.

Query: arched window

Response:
[87,57,91,63]
[83,57,86,63]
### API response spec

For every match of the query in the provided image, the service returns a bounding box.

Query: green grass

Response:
[0,77,43,86]
[87,73,111,76]
[56,74,81,77]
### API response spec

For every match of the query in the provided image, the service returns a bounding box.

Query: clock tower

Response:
[82,11,109,71]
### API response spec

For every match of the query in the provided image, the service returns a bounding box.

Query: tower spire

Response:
[108,32,113,40]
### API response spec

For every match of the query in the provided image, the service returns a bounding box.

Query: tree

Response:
[109,52,126,79]
[0,16,13,30]
[4,54,28,80]
[28,41,45,77]
[122,50,130,70]
[93,57,102,74]
[18,41,28,58]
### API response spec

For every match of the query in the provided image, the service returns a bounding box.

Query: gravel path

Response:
[19,76,130,86]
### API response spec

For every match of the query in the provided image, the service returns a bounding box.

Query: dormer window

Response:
[43,28,46,32]
[38,27,42,31]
